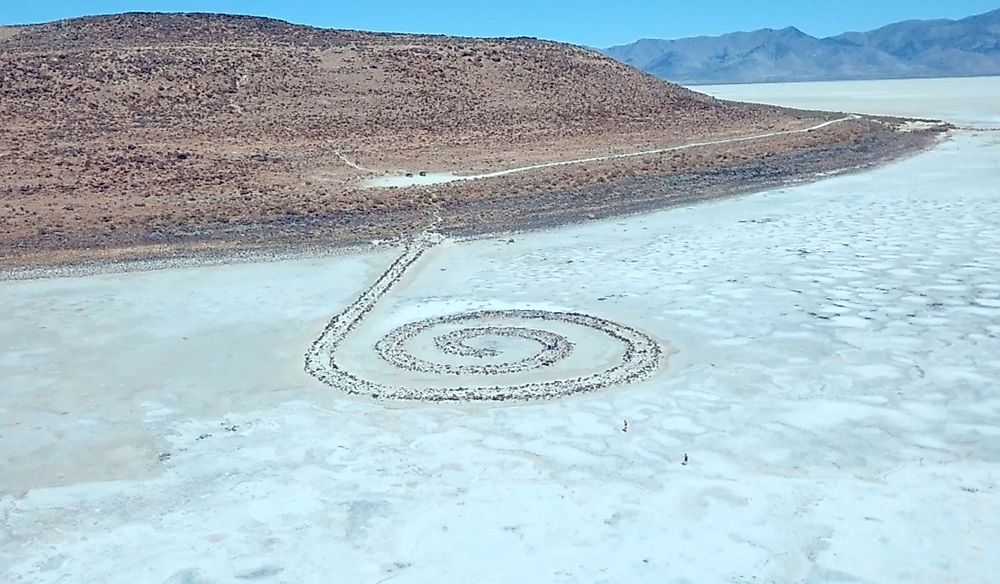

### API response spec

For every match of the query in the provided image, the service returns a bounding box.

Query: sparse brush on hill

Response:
[0,13,939,266]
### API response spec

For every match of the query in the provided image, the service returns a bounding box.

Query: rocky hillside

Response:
[0,13,896,266]
[0,12,780,152]
[604,8,1000,84]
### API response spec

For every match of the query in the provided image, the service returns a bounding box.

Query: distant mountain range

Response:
[602,8,1000,84]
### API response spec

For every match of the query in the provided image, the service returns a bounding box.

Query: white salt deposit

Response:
[2,77,999,583]
[694,75,1000,128]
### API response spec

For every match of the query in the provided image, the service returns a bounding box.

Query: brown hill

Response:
[0,13,937,267]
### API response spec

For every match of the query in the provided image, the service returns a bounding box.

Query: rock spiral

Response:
[305,234,663,401]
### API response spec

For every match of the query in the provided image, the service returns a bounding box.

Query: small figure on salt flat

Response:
[622,420,628,432]
[682,453,689,465]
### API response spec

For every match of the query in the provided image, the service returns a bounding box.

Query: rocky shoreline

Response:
[0,123,946,279]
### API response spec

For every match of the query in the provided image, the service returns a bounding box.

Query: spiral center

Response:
[435,326,570,360]
[376,312,577,376]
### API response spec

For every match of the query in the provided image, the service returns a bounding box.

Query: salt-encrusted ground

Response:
[2,78,999,583]
[694,76,1000,128]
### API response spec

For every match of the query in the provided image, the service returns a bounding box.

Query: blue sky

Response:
[1,1,997,46]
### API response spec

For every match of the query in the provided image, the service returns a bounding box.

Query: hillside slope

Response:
[0,13,932,267]
[604,9,1000,84]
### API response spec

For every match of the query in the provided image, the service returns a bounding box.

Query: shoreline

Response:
[0,124,947,281]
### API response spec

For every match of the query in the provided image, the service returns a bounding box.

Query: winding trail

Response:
[364,115,862,188]
[332,148,376,173]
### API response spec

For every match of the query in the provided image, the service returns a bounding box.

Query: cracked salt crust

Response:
[2,77,999,583]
